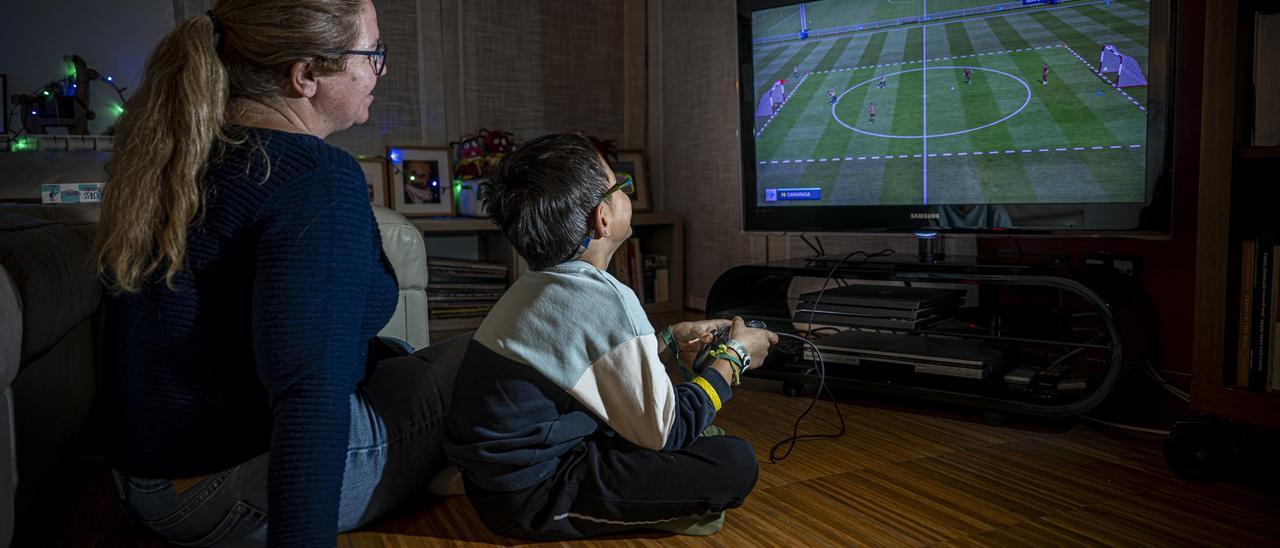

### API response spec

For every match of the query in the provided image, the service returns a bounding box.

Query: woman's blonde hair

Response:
[96,0,365,293]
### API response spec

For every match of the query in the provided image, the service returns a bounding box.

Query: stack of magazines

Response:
[427,257,508,340]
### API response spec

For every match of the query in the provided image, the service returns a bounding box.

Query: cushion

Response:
[0,215,101,368]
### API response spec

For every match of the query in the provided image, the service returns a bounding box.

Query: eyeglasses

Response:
[328,42,388,76]
[575,172,636,256]
[600,171,635,201]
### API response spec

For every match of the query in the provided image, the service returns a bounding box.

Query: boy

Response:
[868,102,877,123]
[446,133,777,540]
[964,67,973,85]
[828,87,838,104]
[1042,63,1050,86]
[878,74,887,89]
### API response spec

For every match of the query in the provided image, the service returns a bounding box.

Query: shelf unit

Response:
[704,257,1124,418]
[1188,0,1280,431]
[411,211,685,318]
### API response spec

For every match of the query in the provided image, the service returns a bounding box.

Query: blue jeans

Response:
[110,335,466,547]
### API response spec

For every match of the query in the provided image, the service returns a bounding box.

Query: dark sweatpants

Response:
[463,433,759,540]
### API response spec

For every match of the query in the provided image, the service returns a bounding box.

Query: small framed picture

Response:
[357,156,388,207]
[610,150,651,212]
[386,146,454,217]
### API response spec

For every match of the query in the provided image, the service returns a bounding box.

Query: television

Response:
[737,0,1175,234]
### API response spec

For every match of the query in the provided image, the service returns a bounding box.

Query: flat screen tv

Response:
[738,0,1175,234]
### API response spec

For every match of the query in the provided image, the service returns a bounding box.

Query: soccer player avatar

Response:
[964,68,973,85]
[1042,63,1050,86]
[868,102,877,124]
[828,88,837,104]
[878,74,887,89]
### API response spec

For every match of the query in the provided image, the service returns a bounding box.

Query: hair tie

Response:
[206,10,222,34]
[206,10,224,53]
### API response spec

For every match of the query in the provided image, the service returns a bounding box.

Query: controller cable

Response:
[768,248,895,463]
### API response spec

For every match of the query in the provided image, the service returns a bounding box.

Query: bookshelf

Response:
[411,212,685,329]
[1189,0,1280,431]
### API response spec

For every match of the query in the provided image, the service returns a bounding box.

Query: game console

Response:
[795,285,964,330]
[802,330,1003,380]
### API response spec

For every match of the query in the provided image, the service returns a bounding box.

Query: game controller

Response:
[693,320,768,373]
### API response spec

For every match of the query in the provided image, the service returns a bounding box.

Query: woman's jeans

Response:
[110,335,466,547]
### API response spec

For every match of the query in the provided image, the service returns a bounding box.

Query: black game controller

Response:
[693,320,767,373]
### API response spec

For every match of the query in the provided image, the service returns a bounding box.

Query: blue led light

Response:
[389,150,402,163]
[915,231,939,238]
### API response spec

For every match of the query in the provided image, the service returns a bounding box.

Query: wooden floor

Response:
[57,379,1280,547]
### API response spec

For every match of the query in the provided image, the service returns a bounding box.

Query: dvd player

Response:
[803,330,1004,380]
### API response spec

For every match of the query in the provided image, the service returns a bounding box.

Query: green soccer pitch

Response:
[750,0,1150,206]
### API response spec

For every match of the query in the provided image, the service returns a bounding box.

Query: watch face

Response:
[728,340,751,367]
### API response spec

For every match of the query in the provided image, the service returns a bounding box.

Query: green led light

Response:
[10,136,37,152]
[113,104,125,116]
[41,90,51,96]
[409,175,416,181]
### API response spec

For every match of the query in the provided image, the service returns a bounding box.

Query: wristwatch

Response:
[724,338,752,371]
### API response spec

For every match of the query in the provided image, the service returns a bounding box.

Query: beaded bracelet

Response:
[707,345,744,385]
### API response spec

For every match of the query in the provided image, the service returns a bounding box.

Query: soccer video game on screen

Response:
[751,0,1150,207]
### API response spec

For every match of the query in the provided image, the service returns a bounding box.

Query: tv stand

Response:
[705,256,1124,418]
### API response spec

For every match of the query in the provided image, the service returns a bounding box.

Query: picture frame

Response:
[386,146,454,217]
[357,156,389,207]
[610,149,651,212]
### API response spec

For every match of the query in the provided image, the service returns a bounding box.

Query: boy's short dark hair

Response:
[480,133,608,271]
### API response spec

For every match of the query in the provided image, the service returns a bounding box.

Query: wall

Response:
[8,0,646,153]
[1,0,174,135]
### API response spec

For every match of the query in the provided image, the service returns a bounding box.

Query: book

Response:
[1272,244,1280,393]
[429,316,486,332]
[642,255,667,304]
[1249,234,1274,392]
[1238,240,1256,387]
[654,268,669,303]
[1255,13,1280,146]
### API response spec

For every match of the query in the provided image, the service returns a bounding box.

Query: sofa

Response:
[0,151,432,546]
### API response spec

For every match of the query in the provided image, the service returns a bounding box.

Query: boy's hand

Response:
[669,319,731,351]
[728,316,778,365]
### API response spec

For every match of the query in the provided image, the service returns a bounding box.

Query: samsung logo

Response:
[910,213,941,220]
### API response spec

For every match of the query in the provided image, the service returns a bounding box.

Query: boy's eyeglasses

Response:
[328,42,388,76]
[599,171,635,200]
[574,172,636,257]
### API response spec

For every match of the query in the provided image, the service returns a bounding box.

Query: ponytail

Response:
[97,14,230,293]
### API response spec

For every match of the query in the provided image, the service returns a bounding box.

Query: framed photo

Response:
[357,156,388,207]
[610,149,651,212]
[386,146,454,217]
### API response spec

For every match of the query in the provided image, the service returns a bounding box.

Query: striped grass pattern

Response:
[750,0,1152,206]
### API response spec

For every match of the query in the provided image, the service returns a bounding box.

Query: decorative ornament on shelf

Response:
[449,132,486,180]
[449,129,523,218]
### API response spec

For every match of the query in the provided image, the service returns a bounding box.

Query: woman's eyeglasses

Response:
[328,42,388,76]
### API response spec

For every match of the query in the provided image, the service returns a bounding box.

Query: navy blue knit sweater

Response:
[104,128,398,546]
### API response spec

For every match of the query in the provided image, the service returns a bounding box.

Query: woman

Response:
[95,1,459,545]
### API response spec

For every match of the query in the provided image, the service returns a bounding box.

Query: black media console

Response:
[705,254,1127,419]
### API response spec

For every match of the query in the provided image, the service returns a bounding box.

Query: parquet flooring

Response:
[54,379,1280,547]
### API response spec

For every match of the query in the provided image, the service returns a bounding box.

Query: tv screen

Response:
[738,0,1174,233]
